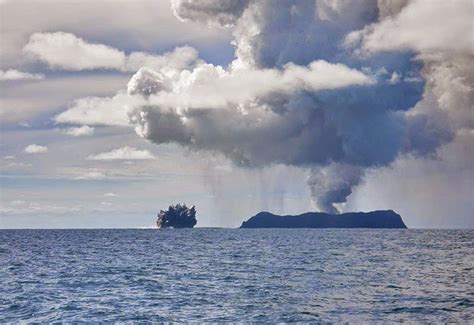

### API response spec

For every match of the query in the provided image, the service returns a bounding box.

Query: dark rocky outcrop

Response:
[156,204,197,228]
[240,210,407,229]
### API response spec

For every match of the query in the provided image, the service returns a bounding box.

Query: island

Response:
[156,203,197,228]
[240,210,407,228]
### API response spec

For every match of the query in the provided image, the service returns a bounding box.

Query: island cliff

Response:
[240,210,407,229]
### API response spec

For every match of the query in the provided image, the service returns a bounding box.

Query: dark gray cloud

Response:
[171,0,250,27]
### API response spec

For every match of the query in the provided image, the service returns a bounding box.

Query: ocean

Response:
[1,229,472,322]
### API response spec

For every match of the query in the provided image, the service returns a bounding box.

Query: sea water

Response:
[1,229,472,322]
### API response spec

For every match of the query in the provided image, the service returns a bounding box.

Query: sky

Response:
[0,0,473,229]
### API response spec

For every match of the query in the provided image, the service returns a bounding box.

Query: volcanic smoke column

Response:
[125,0,470,213]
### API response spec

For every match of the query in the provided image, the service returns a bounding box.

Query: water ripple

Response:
[0,228,473,322]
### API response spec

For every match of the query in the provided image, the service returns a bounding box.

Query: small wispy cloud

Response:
[10,200,27,206]
[87,146,155,161]
[61,125,94,136]
[73,170,106,180]
[0,69,44,81]
[24,144,48,154]
[1,200,83,215]
[19,122,31,128]
[4,161,33,168]
[104,192,118,197]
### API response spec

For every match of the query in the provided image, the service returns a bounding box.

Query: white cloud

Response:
[54,93,135,126]
[104,192,118,197]
[61,125,94,136]
[24,32,126,71]
[24,144,48,154]
[388,72,401,85]
[0,69,44,81]
[23,32,200,73]
[87,146,155,161]
[354,0,473,55]
[149,60,373,109]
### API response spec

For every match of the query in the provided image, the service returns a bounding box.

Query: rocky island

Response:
[156,204,197,228]
[240,210,407,229]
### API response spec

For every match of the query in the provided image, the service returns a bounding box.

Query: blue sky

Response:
[1,0,473,228]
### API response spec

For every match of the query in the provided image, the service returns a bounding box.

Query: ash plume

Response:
[119,0,472,213]
[308,164,364,215]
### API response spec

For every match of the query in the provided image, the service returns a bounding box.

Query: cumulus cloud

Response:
[23,32,200,73]
[0,69,44,81]
[87,146,155,161]
[104,192,118,197]
[61,125,94,136]
[24,144,48,154]
[127,67,171,97]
